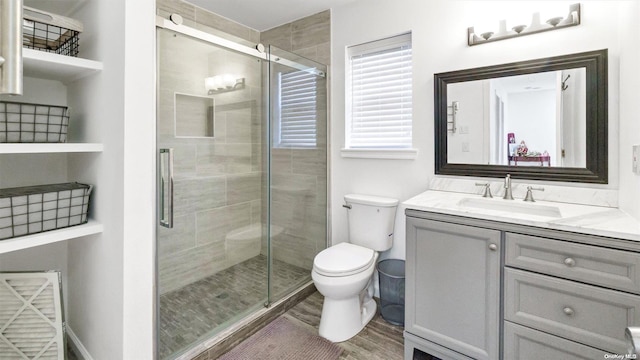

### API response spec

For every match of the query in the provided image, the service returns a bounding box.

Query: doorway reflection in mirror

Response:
[446,68,586,168]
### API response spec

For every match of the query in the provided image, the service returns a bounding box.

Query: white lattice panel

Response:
[0,272,64,359]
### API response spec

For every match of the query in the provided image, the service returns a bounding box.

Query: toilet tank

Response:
[345,194,399,251]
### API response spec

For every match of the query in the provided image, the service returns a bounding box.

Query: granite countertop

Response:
[403,190,640,242]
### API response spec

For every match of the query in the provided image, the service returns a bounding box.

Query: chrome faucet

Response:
[503,174,514,200]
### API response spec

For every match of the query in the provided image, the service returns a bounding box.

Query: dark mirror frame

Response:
[435,49,608,183]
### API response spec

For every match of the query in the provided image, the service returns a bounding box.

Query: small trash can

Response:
[377,259,405,326]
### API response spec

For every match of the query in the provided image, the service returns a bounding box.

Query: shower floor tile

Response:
[159,255,309,359]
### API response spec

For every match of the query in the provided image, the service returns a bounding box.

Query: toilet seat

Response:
[313,243,375,277]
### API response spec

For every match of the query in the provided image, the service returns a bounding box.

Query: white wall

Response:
[618,1,640,220]
[507,90,556,165]
[122,0,156,358]
[65,0,156,359]
[447,80,489,165]
[331,0,634,260]
[66,0,126,358]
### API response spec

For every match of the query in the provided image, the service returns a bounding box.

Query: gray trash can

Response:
[377,259,405,326]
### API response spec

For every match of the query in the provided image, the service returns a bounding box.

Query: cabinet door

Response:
[406,216,500,360]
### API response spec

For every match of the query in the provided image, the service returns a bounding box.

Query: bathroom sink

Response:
[457,197,562,218]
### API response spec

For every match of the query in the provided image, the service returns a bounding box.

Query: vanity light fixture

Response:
[204,74,245,95]
[467,3,580,46]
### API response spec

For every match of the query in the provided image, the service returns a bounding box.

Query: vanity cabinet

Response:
[405,216,500,360]
[405,210,640,360]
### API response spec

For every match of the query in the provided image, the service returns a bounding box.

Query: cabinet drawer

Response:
[504,321,607,360]
[505,232,640,294]
[504,268,640,353]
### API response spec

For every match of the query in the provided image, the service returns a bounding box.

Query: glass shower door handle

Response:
[159,148,174,228]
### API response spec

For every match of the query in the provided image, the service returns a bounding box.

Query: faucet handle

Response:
[475,183,493,198]
[504,173,511,187]
[523,186,544,202]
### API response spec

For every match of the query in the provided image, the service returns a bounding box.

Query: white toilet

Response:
[312,194,398,342]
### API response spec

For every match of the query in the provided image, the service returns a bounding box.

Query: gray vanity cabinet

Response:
[405,216,500,360]
[405,209,640,360]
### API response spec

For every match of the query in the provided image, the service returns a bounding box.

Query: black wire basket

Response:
[22,6,83,57]
[0,101,70,143]
[0,182,92,240]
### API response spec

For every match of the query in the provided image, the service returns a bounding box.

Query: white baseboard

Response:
[67,326,95,360]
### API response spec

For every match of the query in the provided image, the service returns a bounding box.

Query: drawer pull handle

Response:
[563,307,575,316]
[564,258,576,267]
[489,243,498,251]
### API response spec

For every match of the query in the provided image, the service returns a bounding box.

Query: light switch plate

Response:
[633,144,640,175]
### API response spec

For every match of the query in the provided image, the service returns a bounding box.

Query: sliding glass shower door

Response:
[267,46,328,302]
[156,25,328,360]
[156,27,268,359]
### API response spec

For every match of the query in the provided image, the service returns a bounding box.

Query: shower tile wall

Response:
[261,11,330,270]
[156,1,330,292]
[156,6,264,294]
[261,10,331,66]
[156,0,260,44]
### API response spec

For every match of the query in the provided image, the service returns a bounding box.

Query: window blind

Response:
[348,34,412,148]
[278,70,318,148]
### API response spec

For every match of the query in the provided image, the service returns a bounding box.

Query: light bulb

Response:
[204,77,216,91]
[222,74,236,88]
[212,76,224,90]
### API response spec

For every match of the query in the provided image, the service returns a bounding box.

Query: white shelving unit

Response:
[0,220,104,254]
[0,143,103,154]
[23,48,103,82]
[1,49,105,252]
[3,2,155,356]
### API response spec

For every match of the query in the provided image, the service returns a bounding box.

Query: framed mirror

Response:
[435,49,607,183]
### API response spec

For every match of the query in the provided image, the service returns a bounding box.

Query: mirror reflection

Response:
[434,49,607,183]
[447,68,586,168]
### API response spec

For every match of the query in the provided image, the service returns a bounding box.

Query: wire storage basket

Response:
[0,182,92,240]
[0,101,70,143]
[22,6,83,57]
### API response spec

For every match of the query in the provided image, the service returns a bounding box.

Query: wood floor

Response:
[69,289,435,360]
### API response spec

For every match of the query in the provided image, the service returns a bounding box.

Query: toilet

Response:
[312,194,398,342]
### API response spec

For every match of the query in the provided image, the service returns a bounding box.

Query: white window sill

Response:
[340,148,418,160]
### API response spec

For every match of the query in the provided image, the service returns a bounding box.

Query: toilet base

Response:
[318,294,377,342]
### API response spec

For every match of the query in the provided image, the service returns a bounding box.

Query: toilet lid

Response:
[313,243,375,277]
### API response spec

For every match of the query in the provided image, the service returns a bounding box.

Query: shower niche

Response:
[174,93,215,138]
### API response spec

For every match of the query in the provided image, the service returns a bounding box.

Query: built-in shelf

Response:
[0,220,103,254]
[23,48,103,82]
[0,143,103,154]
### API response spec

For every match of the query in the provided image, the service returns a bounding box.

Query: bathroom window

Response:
[275,69,318,148]
[343,33,416,159]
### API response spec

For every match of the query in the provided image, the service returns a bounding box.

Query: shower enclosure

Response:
[156,18,328,359]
